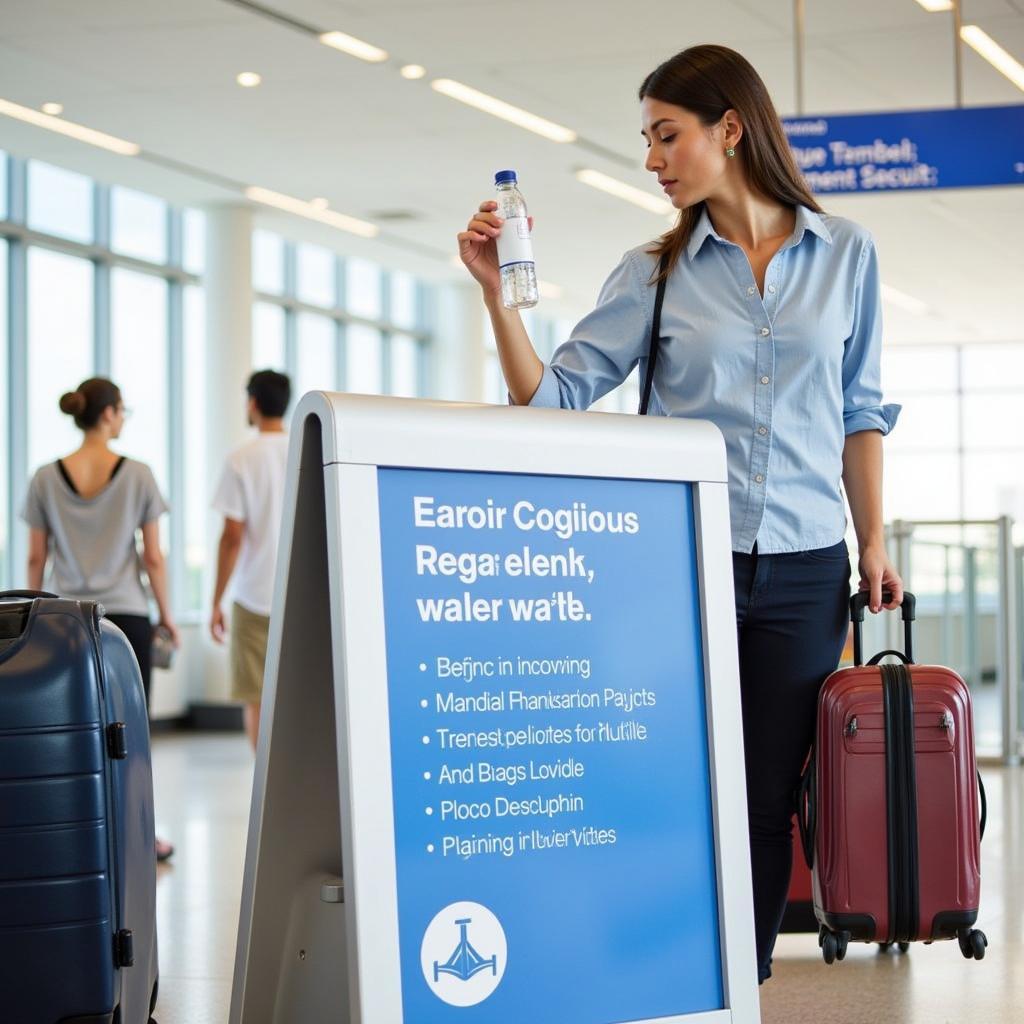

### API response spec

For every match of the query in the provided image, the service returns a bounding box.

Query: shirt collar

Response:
[685,203,832,262]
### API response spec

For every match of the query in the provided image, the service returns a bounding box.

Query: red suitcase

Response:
[798,591,988,965]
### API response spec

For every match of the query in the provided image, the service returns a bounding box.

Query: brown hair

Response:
[59,378,122,431]
[639,44,822,281]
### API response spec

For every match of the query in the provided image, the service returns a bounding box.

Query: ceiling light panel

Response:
[245,185,378,238]
[431,79,577,143]
[575,168,673,215]
[0,97,139,156]
[319,30,388,63]
[400,64,426,80]
[960,25,1024,92]
[914,0,953,11]
[236,71,262,87]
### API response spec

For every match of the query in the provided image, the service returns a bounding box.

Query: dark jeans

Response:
[107,613,152,708]
[733,540,851,983]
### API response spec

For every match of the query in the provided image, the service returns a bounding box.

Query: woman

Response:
[23,377,179,862]
[458,44,903,983]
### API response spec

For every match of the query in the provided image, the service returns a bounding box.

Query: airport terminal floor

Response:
[151,731,1023,1024]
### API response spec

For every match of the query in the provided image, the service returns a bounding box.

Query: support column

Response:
[201,203,254,705]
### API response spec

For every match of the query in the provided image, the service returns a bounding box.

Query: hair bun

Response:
[59,391,87,416]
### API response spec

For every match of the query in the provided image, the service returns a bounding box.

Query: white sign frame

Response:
[230,392,760,1024]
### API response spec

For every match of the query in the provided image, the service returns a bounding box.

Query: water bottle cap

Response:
[494,169,518,185]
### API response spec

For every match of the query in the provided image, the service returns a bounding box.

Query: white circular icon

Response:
[420,901,507,1006]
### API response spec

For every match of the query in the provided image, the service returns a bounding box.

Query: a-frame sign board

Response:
[229,392,760,1024]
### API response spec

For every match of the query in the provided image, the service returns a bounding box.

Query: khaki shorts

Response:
[229,601,270,703]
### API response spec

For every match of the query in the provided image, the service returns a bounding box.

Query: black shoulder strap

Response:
[56,459,79,495]
[638,253,669,415]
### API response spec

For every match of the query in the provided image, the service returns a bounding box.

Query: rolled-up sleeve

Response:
[528,249,650,410]
[841,239,901,436]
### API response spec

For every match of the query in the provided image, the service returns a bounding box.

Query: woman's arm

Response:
[26,528,48,591]
[140,519,179,644]
[842,428,903,613]
[484,296,545,405]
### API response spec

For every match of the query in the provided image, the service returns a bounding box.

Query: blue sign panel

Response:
[783,103,1024,193]
[377,467,723,1023]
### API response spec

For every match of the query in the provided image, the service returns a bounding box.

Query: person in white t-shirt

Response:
[210,370,291,750]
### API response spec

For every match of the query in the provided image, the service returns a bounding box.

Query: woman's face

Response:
[640,97,730,209]
[107,401,127,439]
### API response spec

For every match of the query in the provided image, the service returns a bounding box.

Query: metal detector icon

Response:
[433,917,497,982]
[421,900,507,1005]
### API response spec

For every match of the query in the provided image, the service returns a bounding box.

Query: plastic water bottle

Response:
[495,170,538,310]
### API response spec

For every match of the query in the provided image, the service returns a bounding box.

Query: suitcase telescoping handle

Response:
[850,590,916,667]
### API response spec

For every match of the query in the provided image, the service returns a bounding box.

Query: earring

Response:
[725,147,736,158]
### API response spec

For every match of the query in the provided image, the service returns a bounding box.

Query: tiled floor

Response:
[151,733,1023,1023]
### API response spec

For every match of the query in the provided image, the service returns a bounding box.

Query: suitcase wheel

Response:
[820,928,848,964]
[959,928,987,960]
[879,940,910,954]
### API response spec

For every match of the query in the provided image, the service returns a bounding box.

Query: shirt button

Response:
[758,426,768,436]
[768,284,776,294]
[747,286,756,295]
[755,474,765,483]
[760,375,770,384]
[760,327,770,336]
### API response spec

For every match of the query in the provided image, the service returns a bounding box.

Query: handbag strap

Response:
[638,253,670,416]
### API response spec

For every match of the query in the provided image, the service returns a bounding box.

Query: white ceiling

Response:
[0,0,1022,341]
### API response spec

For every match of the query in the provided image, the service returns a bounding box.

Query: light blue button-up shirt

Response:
[528,205,900,554]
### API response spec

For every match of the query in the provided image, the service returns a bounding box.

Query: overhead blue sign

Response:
[783,103,1024,193]
[377,466,723,1023]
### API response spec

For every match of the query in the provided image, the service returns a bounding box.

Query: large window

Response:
[883,344,1024,522]
[1,150,205,612]
[27,248,94,472]
[111,186,168,264]
[252,237,430,404]
[27,161,93,243]
[183,285,207,609]
[295,313,337,397]
[111,268,170,493]
[0,239,7,582]
[253,301,286,371]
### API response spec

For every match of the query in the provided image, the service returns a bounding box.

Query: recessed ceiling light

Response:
[961,25,1024,92]
[914,0,952,11]
[431,79,577,143]
[575,168,673,215]
[245,185,378,239]
[236,72,262,88]
[319,31,388,63]
[310,197,329,209]
[537,280,563,299]
[0,97,139,156]
[400,64,426,80]
[41,101,63,116]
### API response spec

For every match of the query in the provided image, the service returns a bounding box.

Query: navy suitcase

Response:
[0,592,159,1024]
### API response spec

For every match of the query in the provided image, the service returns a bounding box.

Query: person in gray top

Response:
[22,377,178,862]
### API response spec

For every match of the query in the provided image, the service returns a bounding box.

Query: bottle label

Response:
[496,216,534,269]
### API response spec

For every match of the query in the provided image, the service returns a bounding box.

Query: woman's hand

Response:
[856,543,903,613]
[458,201,503,297]
[159,618,181,648]
[457,201,532,300]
